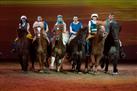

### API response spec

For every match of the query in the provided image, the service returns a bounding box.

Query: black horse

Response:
[16,28,34,72]
[101,21,121,74]
[66,27,88,72]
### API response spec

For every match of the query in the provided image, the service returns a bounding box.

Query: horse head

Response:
[109,21,120,41]
[96,26,108,40]
[76,27,88,41]
[35,26,43,39]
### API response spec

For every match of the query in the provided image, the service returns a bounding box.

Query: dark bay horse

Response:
[33,26,49,72]
[52,30,66,72]
[16,28,33,72]
[66,27,88,72]
[85,26,107,73]
[102,21,121,74]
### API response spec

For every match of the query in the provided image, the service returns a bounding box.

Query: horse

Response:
[33,26,49,72]
[66,27,88,72]
[85,26,107,73]
[52,30,66,72]
[101,21,121,74]
[16,28,34,72]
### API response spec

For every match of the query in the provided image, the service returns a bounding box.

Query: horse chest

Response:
[92,41,104,55]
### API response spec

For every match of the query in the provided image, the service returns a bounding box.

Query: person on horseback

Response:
[16,15,32,40]
[86,13,99,56]
[11,15,32,52]
[50,15,67,68]
[52,15,67,46]
[68,16,83,43]
[33,16,50,43]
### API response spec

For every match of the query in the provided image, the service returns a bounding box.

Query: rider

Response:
[11,15,31,52]
[16,15,31,40]
[33,16,50,43]
[86,13,99,56]
[50,15,67,68]
[53,15,67,45]
[68,16,83,43]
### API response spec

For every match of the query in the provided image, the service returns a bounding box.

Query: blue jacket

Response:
[90,20,97,33]
[70,22,82,32]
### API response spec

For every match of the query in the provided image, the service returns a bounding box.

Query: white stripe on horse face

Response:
[37,27,41,32]
[37,27,41,37]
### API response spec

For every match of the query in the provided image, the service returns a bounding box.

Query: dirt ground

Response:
[0,62,137,91]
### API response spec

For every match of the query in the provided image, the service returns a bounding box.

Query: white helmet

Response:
[20,15,27,20]
[91,13,98,18]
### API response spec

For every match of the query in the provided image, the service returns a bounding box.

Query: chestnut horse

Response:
[33,26,49,72]
[85,26,107,73]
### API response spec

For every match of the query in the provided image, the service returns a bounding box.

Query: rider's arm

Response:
[27,23,30,33]
[45,24,49,33]
[19,23,21,29]
[33,22,37,34]
[88,21,91,34]
[63,22,67,32]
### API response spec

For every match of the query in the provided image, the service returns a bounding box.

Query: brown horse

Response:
[16,28,34,72]
[85,26,107,73]
[33,26,49,72]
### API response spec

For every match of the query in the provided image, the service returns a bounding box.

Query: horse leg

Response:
[38,54,43,72]
[50,56,55,69]
[76,55,81,72]
[90,55,95,72]
[71,54,77,71]
[57,58,62,72]
[28,55,34,71]
[100,56,105,69]
[95,55,102,73]
[112,55,118,74]
[19,56,24,71]
[104,56,109,73]
[22,55,28,72]
[85,56,90,73]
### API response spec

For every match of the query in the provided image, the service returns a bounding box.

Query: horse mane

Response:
[76,27,88,37]
[17,28,28,38]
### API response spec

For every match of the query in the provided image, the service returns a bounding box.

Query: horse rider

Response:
[50,15,68,68]
[52,15,68,46]
[68,16,83,43]
[33,16,50,43]
[86,13,99,56]
[11,15,32,52]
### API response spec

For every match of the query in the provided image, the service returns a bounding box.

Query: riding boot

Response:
[86,40,90,56]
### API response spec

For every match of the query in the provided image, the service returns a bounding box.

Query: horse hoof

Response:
[104,71,108,74]
[77,72,82,74]
[39,70,44,73]
[112,72,119,75]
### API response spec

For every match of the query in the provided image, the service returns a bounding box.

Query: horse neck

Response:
[38,35,46,47]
